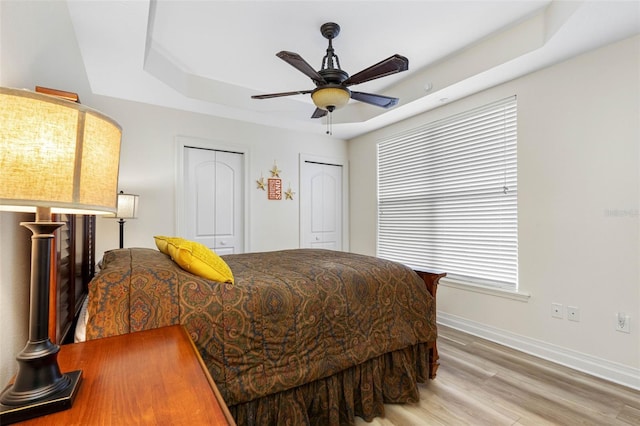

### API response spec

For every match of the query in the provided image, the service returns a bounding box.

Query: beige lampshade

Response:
[115,192,139,219]
[311,87,350,111]
[0,87,122,215]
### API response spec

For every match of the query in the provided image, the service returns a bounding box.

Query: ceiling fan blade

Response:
[311,108,328,119]
[350,91,399,108]
[251,90,313,99]
[343,54,409,87]
[277,51,326,85]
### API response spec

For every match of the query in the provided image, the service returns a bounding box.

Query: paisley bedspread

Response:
[86,247,436,411]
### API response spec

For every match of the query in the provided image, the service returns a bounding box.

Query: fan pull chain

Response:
[326,111,333,135]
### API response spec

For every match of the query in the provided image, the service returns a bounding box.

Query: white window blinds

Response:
[377,96,518,290]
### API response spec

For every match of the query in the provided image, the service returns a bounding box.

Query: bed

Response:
[77,244,444,425]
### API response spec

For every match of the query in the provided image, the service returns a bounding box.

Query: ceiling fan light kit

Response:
[252,22,408,122]
[311,86,350,111]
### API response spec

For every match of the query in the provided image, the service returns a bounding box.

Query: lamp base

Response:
[0,370,82,424]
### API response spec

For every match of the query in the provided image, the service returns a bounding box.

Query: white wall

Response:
[0,0,347,386]
[349,35,640,388]
[0,212,31,389]
[89,96,347,257]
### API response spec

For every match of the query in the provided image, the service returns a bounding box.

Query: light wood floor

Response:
[356,325,640,425]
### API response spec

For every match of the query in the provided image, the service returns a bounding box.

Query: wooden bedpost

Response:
[413,269,446,379]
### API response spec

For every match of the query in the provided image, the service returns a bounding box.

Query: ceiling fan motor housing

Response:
[313,67,351,111]
[319,68,349,84]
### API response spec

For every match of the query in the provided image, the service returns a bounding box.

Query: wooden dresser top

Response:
[17,325,234,425]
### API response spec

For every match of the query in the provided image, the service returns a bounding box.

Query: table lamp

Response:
[0,87,122,423]
[112,191,139,248]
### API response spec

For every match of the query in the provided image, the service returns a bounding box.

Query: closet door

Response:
[184,147,244,254]
[300,160,343,250]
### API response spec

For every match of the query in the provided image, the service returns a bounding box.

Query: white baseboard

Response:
[437,311,640,391]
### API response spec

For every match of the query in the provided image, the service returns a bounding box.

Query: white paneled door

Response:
[184,147,244,254]
[300,160,343,250]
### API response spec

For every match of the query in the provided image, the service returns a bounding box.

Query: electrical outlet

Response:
[567,306,580,322]
[616,313,631,333]
[551,303,563,319]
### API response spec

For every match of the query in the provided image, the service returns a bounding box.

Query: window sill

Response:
[440,277,531,302]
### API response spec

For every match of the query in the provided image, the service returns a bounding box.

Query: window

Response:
[377,96,517,290]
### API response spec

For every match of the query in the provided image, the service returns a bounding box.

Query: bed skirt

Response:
[230,341,431,426]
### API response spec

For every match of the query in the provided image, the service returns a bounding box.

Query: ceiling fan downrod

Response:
[321,22,342,71]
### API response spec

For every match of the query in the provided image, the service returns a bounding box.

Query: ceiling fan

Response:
[251,22,409,119]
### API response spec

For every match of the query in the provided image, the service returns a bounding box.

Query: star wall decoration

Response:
[270,163,281,178]
[256,176,266,190]
[285,187,295,200]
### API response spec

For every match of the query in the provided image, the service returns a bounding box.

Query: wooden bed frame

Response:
[414,269,446,379]
[50,214,96,344]
[51,217,445,381]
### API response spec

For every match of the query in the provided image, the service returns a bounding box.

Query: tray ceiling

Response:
[67,1,640,139]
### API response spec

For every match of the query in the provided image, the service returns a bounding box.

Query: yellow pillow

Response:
[154,236,234,284]
[154,236,182,255]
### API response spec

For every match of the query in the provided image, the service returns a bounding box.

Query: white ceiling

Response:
[67,0,640,139]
